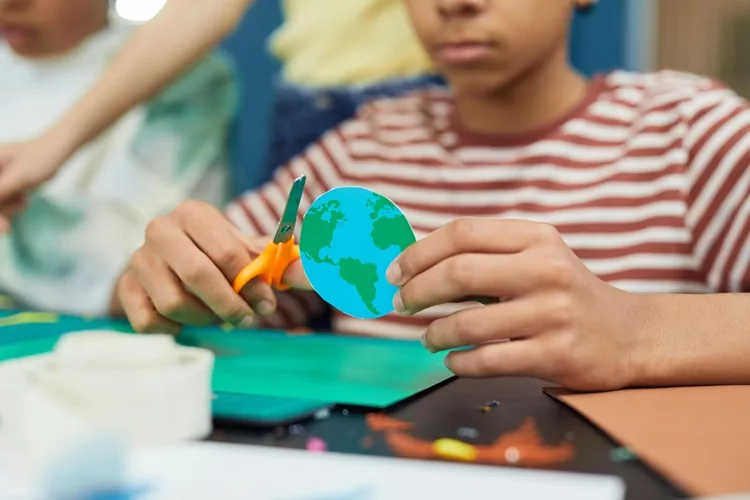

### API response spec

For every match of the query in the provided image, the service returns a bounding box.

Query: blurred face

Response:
[405,0,589,95]
[0,0,107,58]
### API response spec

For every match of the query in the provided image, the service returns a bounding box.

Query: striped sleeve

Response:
[684,81,750,292]
[224,128,351,328]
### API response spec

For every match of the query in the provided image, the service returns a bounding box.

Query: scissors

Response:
[232,175,306,294]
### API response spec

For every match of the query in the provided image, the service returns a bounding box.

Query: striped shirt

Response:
[225,70,750,339]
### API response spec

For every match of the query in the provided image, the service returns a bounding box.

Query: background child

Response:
[116,0,750,389]
[0,0,236,314]
[0,0,441,208]
[260,0,443,185]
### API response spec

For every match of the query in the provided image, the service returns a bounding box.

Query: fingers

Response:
[0,143,41,201]
[0,169,35,203]
[117,270,182,335]
[389,218,561,287]
[175,202,253,278]
[235,229,269,254]
[144,215,258,327]
[0,140,66,202]
[173,203,278,314]
[444,339,544,378]
[423,298,542,352]
[130,247,217,327]
[1,195,26,212]
[0,195,28,233]
[127,198,310,332]
[282,259,313,290]
[397,253,543,315]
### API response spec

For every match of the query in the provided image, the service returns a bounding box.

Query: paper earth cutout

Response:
[299,187,416,319]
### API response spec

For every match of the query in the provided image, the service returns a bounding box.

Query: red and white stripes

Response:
[225,70,750,339]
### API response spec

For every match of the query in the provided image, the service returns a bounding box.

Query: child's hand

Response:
[0,192,28,233]
[0,138,70,228]
[114,200,311,334]
[387,218,647,392]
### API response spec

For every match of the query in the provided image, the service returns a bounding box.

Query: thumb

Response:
[283,259,312,290]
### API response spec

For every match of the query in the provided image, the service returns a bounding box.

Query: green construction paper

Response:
[0,311,452,408]
[179,329,449,407]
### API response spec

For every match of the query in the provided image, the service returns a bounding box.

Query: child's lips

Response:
[437,42,493,64]
[0,26,33,46]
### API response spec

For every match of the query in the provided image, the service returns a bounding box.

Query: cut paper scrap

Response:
[546,386,750,498]
[367,414,574,467]
[365,414,415,432]
[299,187,416,319]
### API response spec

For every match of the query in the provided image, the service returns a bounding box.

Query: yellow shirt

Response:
[270,0,433,86]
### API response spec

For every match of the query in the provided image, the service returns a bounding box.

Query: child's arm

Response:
[0,0,253,203]
[389,218,750,390]
[390,77,750,391]
[115,128,350,333]
[1,54,238,317]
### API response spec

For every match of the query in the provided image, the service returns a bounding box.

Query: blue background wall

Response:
[571,0,629,76]
[220,0,632,193]
[220,0,283,193]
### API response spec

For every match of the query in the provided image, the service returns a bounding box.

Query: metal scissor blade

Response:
[272,175,306,244]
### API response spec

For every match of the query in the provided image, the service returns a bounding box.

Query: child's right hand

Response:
[0,142,47,232]
[0,137,72,222]
[114,200,311,334]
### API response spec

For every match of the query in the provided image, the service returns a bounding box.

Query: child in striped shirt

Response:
[114,0,750,390]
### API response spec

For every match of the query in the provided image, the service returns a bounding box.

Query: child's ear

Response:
[574,0,597,13]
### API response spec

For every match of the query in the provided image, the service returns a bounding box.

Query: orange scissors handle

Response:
[232,237,300,293]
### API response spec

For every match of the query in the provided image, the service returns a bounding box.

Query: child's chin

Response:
[7,42,66,59]
[6,41,41,58]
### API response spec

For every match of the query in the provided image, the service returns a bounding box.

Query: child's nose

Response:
[437,0,488,18]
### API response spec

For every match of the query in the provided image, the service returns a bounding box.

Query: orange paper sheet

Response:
[545,386,750,497]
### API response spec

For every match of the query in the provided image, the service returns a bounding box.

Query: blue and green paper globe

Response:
[299,187,416,319]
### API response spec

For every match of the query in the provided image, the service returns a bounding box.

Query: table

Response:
[0,309,688,499]
[212,377,687,500]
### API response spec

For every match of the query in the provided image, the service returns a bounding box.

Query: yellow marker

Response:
[432,438,478,462]
[0,312,59,328]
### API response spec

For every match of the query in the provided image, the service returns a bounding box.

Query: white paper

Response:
[129,442,626,500]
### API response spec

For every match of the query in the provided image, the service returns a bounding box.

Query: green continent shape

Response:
[368,194,395,221]
[371,215,414,252]
[367,194,414,252]
[301,200,346,263]
[338,257,379,316]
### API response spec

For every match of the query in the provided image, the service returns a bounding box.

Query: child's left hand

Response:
[387,218,649,392]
